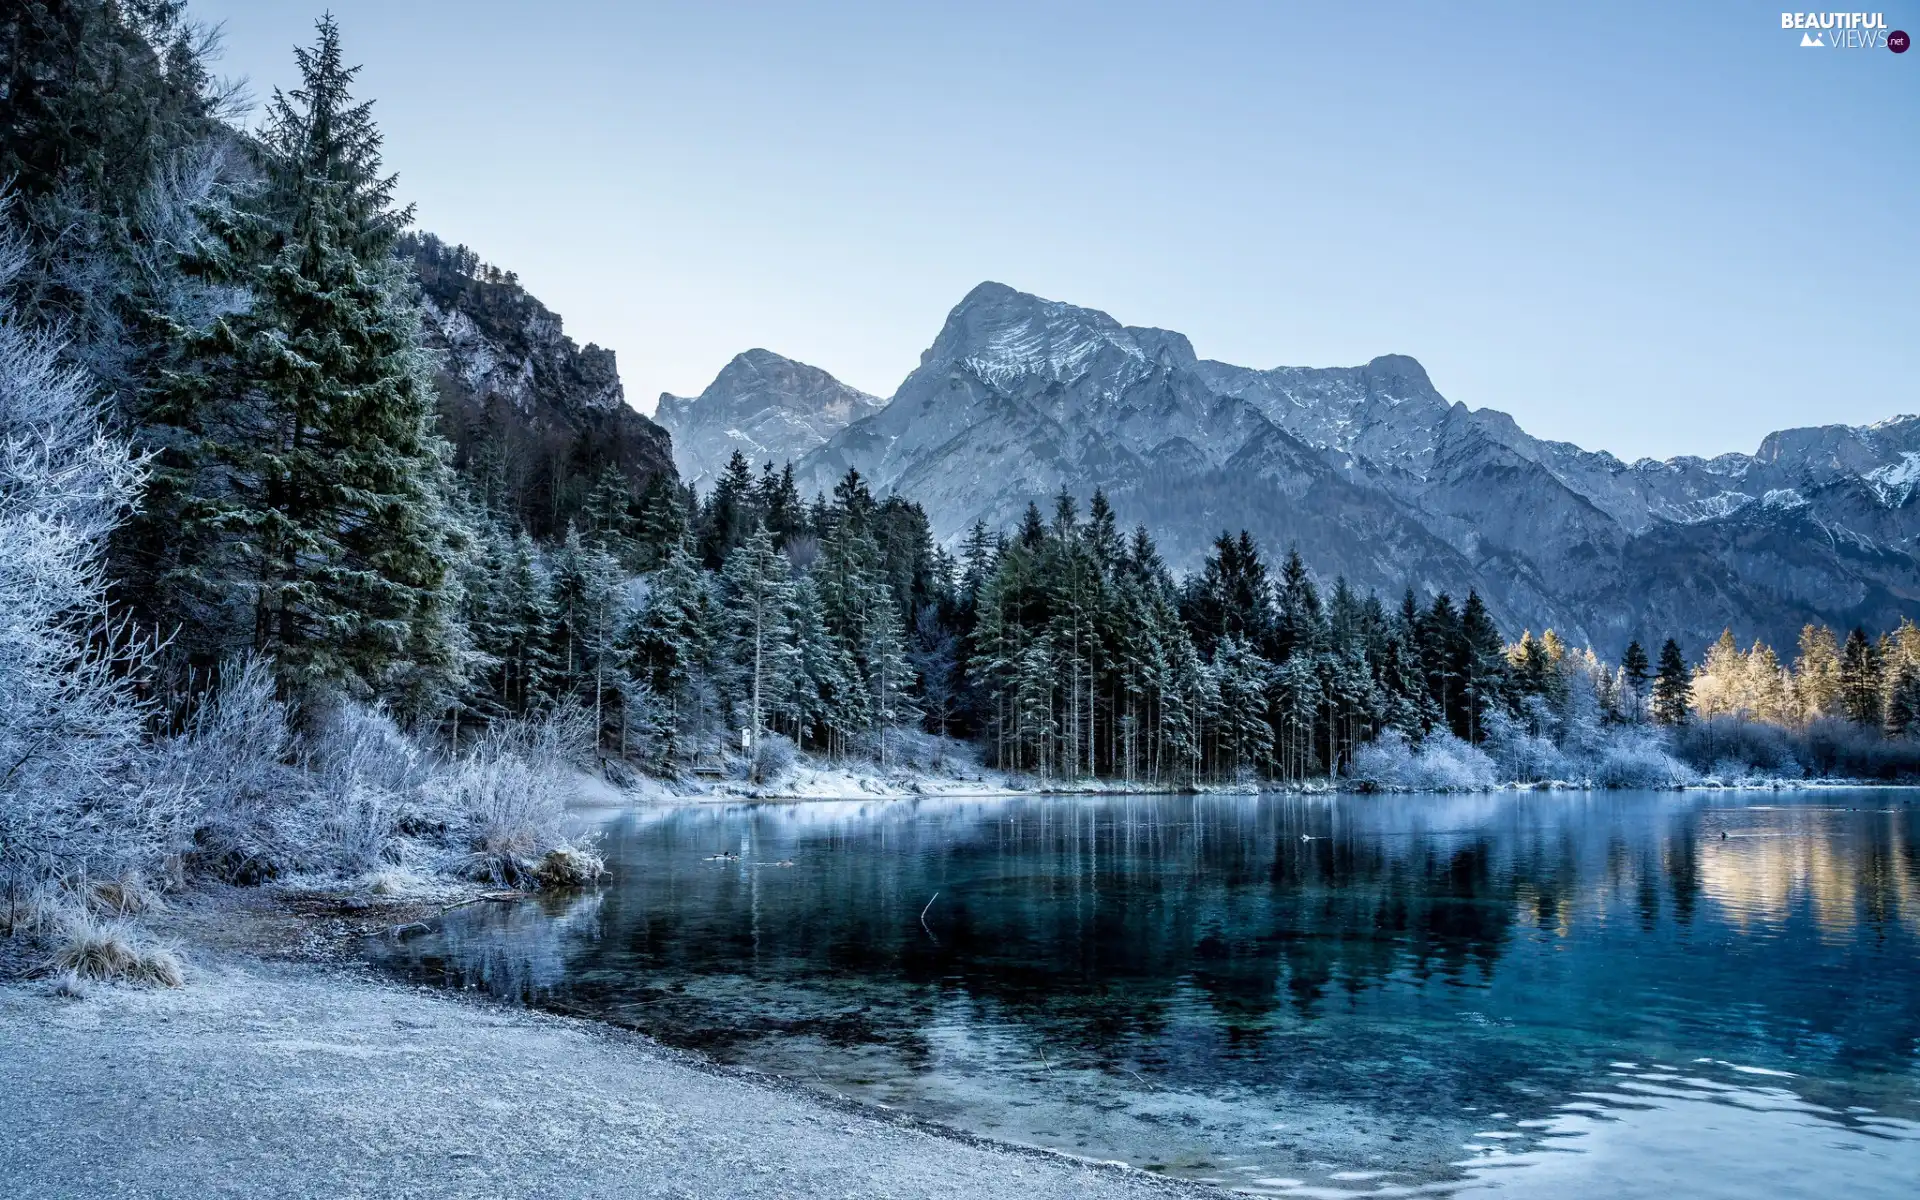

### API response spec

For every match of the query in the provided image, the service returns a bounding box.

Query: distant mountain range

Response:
[656,281,1920,655]
[655,349,883,486]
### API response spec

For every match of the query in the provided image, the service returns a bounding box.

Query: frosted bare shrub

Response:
[1483,704,1570,784]
[173,665,426,879]
[442,707,602,889]
[302,700,432,870]
[877,728,967,773]
[752,733,798,783]
[0,209,182,898]
[1590,733,1696,789]
[1349,731,1497,792]
[1348,732,1415,790]
[308,701,427,799]
[169,658,306,882]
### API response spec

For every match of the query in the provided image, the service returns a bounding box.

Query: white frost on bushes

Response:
[174,659,602,888]
[1349,668,1695,793]
[1349,732,1497,792]
[0,211,185,895]
[1590,733,1697,789]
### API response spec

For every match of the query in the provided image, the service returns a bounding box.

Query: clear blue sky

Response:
[190,1,1915,461]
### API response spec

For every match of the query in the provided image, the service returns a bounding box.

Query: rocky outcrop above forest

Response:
[400,233,676,538]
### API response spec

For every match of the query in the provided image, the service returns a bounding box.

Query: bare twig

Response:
[919,891,940,943]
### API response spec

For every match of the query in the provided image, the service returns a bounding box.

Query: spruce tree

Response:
[1794,624,1843,721]
[1084,489,1123,569]
[1125,525,1171,591]
[1885,663,1920,739]
[1418,593,1459,730]
[154,17,460,702]
[787,576,861,753]
[1690,629,1748,720]
[623,536,711,763]
[957,520,997,608]
[1212,635,1273,778]
[1271,545,1319,663]
[1186,531,1275,656]
[863,582,919,763]
[698,450,756,566]
[1512,632,1553,701]
[548,524,627,746]
[631,472,689,571]
[489,528,556,714]
[1838,627,1883,727]
[755,462,804,548]
[909,603,962,737]
[1016,502,1048,550]
[1377,630,1433,739]
[719,523,797,773]
[1652,638,1692,725]
[1620,639,1651,722]
[1457,591,1507,743]
[581,464,638,563]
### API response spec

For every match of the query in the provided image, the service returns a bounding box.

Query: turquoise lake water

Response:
[378,790,1920,1196]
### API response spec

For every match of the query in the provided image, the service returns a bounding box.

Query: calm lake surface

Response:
[377,790,1920,1196]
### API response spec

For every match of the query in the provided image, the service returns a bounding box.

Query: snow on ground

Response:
[639,756,1281,804]
[0,948,1197,1200]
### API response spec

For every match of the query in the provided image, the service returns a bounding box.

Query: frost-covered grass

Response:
[84,872,167,918]
[47,911,183,987]
[168,660,606,893]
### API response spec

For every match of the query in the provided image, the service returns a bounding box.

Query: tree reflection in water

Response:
[380,791,1920,1195]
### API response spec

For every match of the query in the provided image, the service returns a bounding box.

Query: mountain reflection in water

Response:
[377,790,1920,1197]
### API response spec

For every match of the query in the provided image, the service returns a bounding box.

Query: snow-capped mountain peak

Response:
[655,349,883,485]
[688,282,1919,654]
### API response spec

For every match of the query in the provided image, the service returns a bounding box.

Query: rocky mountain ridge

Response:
[678,281,1920,655]
[654,348,882,486]
[400,233,676,539]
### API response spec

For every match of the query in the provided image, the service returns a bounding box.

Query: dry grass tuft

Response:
[86,871,166,917]
[51,914,184,987]
[367,869,418,897]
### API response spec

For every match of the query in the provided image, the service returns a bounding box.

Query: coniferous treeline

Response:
[475,444,1920,785]
[6,4,1918,793]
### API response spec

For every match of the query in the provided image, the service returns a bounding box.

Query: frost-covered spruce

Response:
[144,18,463,707]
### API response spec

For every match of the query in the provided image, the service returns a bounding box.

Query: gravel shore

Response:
[0,947,1203,1199]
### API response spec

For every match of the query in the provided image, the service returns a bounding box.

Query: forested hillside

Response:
[402,231,676,541]
[2,3,1917,958]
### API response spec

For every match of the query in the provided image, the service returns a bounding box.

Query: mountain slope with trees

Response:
[401,232,675,542]
[680,282,1918,659]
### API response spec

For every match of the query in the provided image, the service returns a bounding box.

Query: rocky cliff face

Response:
[780,281,1918,656]
[655,348,882,485]
[401,233,676,539]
